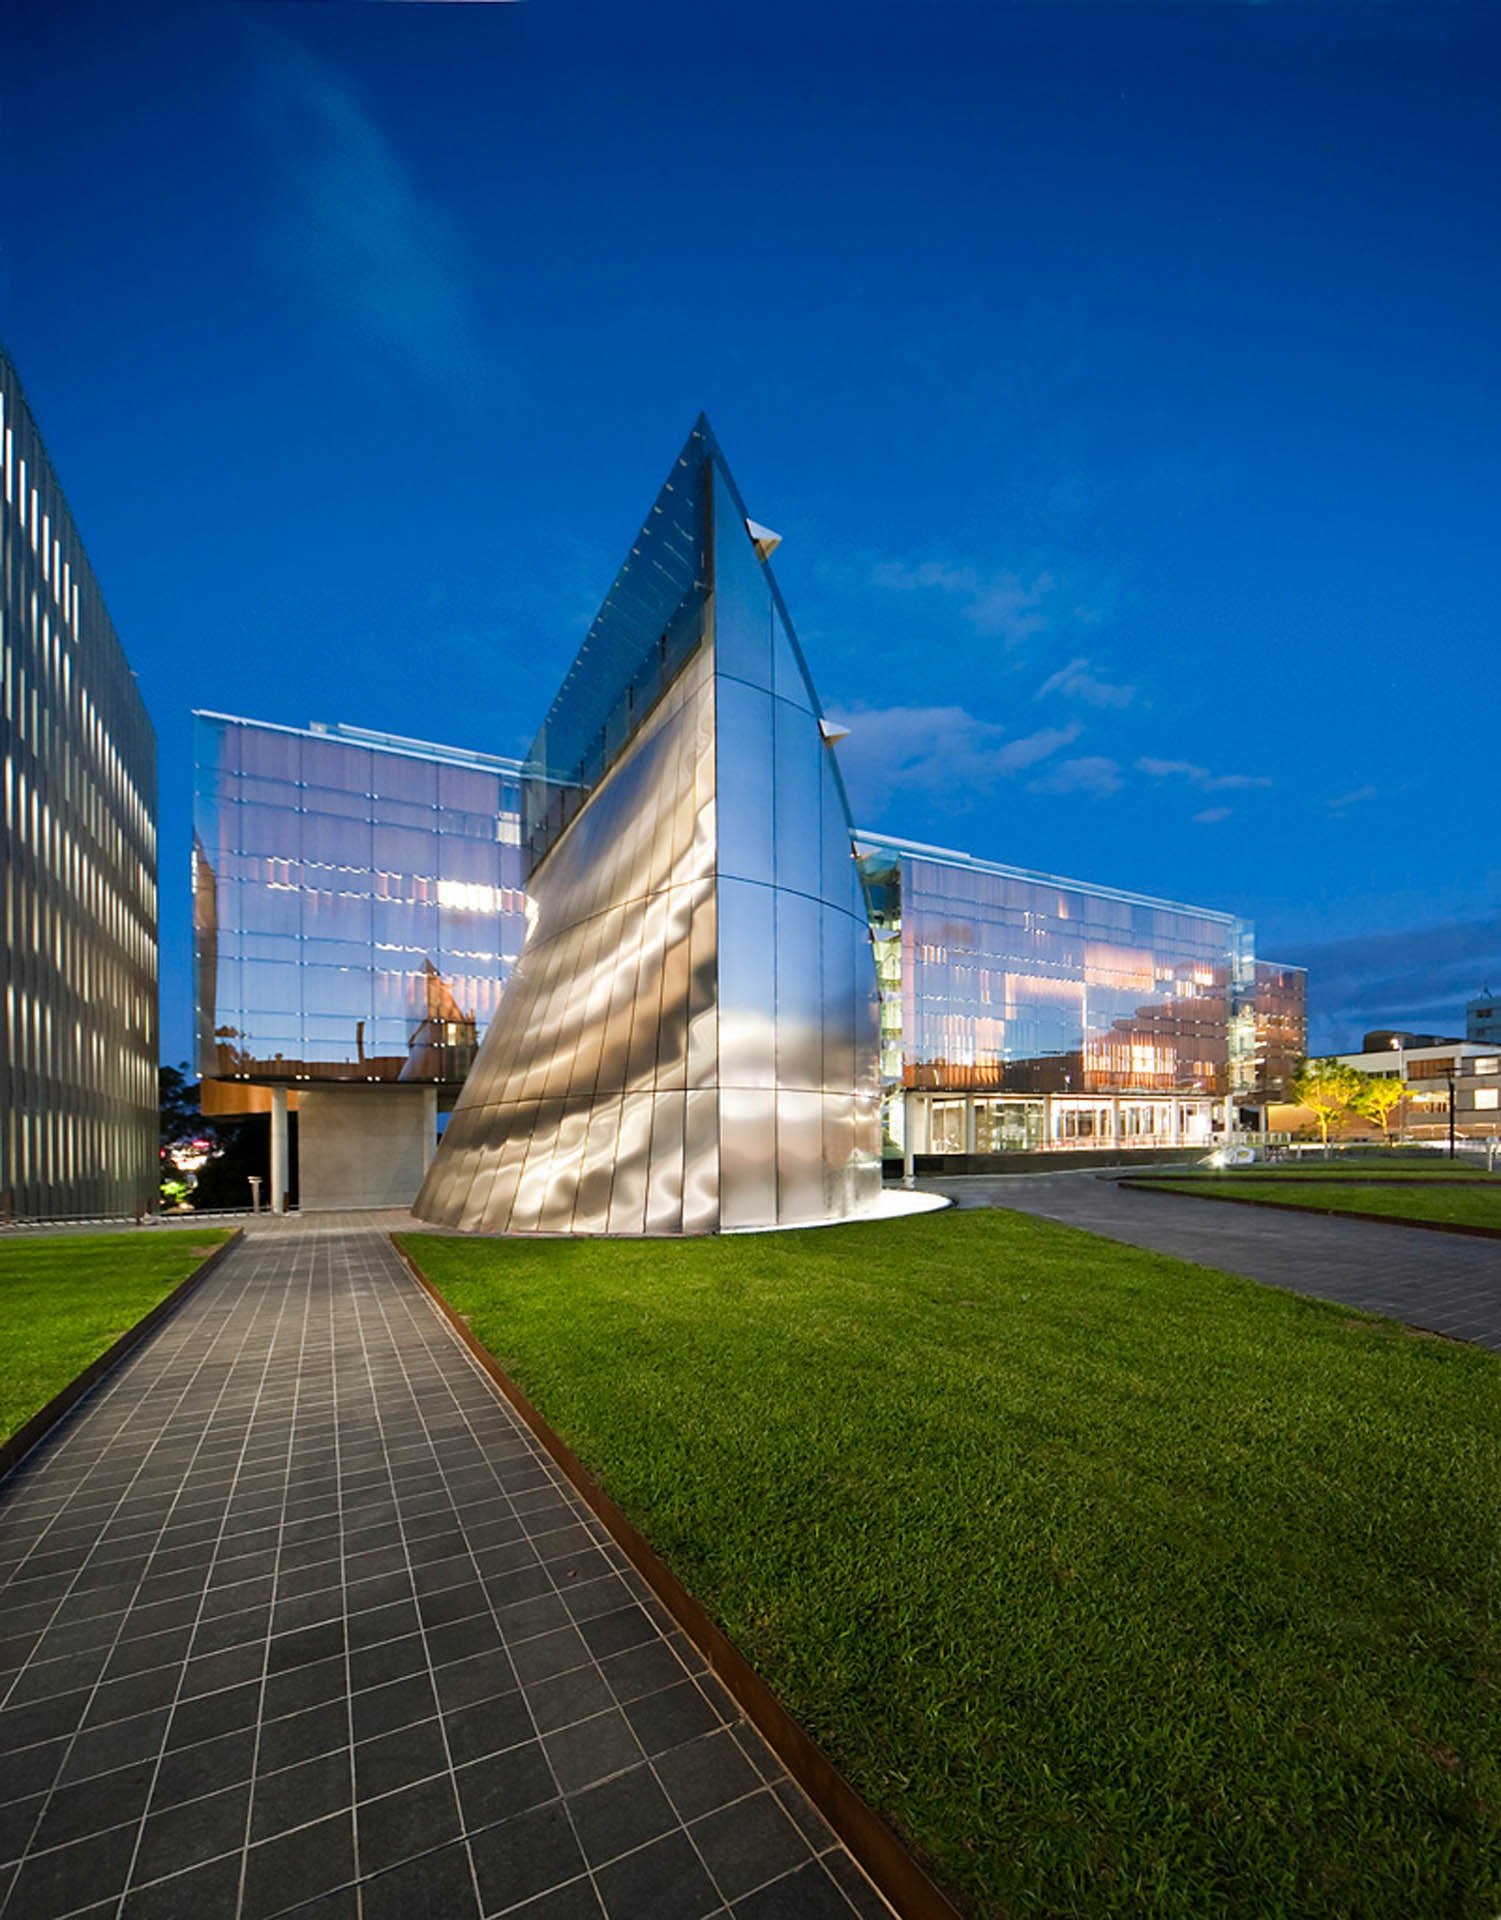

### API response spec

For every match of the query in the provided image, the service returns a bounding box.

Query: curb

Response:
[1118,1183,1501,1241]
[0,1230,246,1484]
[391,1236,960,1920]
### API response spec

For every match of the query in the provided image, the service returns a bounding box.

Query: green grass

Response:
[398,1213,1500,1919]
[0,1231,232,1439]
[1171,1162,1496,1182]
[1133,1178,1501,1231]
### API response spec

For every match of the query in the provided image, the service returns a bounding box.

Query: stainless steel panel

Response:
[538,1101,591,1233]
[772,697,822,904]
[605,1092,655,1235]
[774,890,824,1093]
[680,1088,720,1234]
[819,906,857,1096]
[718,1085,776,1229]
[712,463,772,691]
[716,878,776,1090]
[685,884,719,1092]
[509,1098,564,1236]
[653,886,696,1092]
[775,1089,825,1224]
[479,1122,532,1232]
[714,677,774,887]
[820,1092,856,1217]
[818,749,859,915]
[643,1092,685,1235]
[770,600,816,716]
[572,1096,623,1235]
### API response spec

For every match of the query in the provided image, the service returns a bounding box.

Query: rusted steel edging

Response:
[1119,1182,1501,1241]
[391,1235,961,1920]
[0,1228,246,1483]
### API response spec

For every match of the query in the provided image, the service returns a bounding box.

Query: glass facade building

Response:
[857,833,1299,1155]
[193,715,526,1088]
[1,350,158,1217]
[415,417,881,1235]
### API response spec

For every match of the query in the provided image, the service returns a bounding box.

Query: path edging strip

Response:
[0,1228,245,1483]
[392,1235,959,1920]
[1119,1182,1501,1240]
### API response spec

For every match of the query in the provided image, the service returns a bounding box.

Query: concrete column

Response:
[270,1087,288,1215]
[963,1094,977,1156]
[1109,1096,1121,1147]
[902,1088,915,1187]
[422,1087,439,1170]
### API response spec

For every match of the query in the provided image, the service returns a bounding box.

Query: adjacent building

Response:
[413,417,882,1235]
[857,832,1303,1159]
[1467,991,1501,1047]
[1,350,158,1219]
[1323,1038,1500,1145]
[193,714,526,1208]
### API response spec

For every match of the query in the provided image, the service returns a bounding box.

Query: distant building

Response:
[1467,991,1501,1046]
[1,350,158,1218]
[193,714,526,1209]
[1321,1039,1499,1144]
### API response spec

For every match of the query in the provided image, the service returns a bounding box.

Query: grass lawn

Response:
[398,1212,1500,1920]
[0,1232,232,1440]
[1131,1178,1501,1231]
[1202,1162,1500,1181]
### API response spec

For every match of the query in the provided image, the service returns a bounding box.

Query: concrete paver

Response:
[922,1171,1501,1350]
[0,1228,888,1920]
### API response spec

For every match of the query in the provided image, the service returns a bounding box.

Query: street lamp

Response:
[1390,1035,1406,1146]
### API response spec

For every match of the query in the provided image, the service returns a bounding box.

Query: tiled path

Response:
[0,1231,889,1920]
[923,1171,1501,1350]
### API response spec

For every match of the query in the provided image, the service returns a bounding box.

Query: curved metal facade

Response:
[415,421,881,1234]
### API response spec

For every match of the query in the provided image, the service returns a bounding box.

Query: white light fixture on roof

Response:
[746,518,782,560]
[820,718,851,746]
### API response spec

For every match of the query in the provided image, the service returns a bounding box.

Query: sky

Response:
[5,0,1499,1064]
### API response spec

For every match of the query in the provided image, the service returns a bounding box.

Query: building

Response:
[193,714,526,1208]
[413,417,881,1235]
[1,350,157,1219]
[1321,1039,1500,1145]
[856,833,1304,1160]
[1467,991,1501,1046]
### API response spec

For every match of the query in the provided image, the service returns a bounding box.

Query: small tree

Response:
[1289,1059,1365,1153]
[1352,1070,1406,1144]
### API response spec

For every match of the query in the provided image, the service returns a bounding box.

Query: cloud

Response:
[1192,806,1231,826]
[827,704,1080,812]
[252,33,483,383]
[1135,757,1272,793]
[1027,755,1123,799]
[1295,913,1501,1055]
[869,560,1059,645]
[1329,785,1378,813]
[1036,655,1135,709]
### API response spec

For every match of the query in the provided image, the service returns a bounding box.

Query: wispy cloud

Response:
[1296,912,1501,1054]
[827,703,1080,812]
[1027,755,1123,799]
[1136,757,1272,793]
[1036,655,1135,709]
[252,32,484,383]
[1192,806,1231,826]
[1328,785,1378,813]
[869,560,1061,646]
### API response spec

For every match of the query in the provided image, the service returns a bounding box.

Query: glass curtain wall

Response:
[860,835,1250,1140]
[194,716,526,1086]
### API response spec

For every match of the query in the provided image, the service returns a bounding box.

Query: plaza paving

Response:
[921,1169,1501,1351]
[0,1228,889,1920]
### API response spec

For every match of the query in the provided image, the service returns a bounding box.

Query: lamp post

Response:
[1447,1068,1457,1161]
[1390,1035,1405,1146]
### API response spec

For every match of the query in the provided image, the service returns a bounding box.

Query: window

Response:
[1474,1088,1499,1111]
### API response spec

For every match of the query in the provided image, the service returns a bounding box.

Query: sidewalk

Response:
[0,1228,889,1920]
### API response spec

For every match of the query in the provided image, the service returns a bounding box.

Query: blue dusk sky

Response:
[5,0,1499,1062]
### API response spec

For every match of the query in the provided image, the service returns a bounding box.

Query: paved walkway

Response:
[0,1231,888,1920]
[920,1172,1501,1349]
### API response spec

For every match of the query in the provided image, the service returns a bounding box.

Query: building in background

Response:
[193,713,526,1209]
[1467,990,1501,1046]
[857,833,1304,1161]
[1,350,158,1219]
[1316,1038,1501,1145]
[414,416,881,1235]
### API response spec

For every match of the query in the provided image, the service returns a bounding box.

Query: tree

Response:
[1289,1059,1365,1152]
[1352,1070,1406,1144]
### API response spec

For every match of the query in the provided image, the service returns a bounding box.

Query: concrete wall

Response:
[297,1086,437,1210]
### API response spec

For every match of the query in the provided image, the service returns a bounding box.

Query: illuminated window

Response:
[1475,1088,1500,1111]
